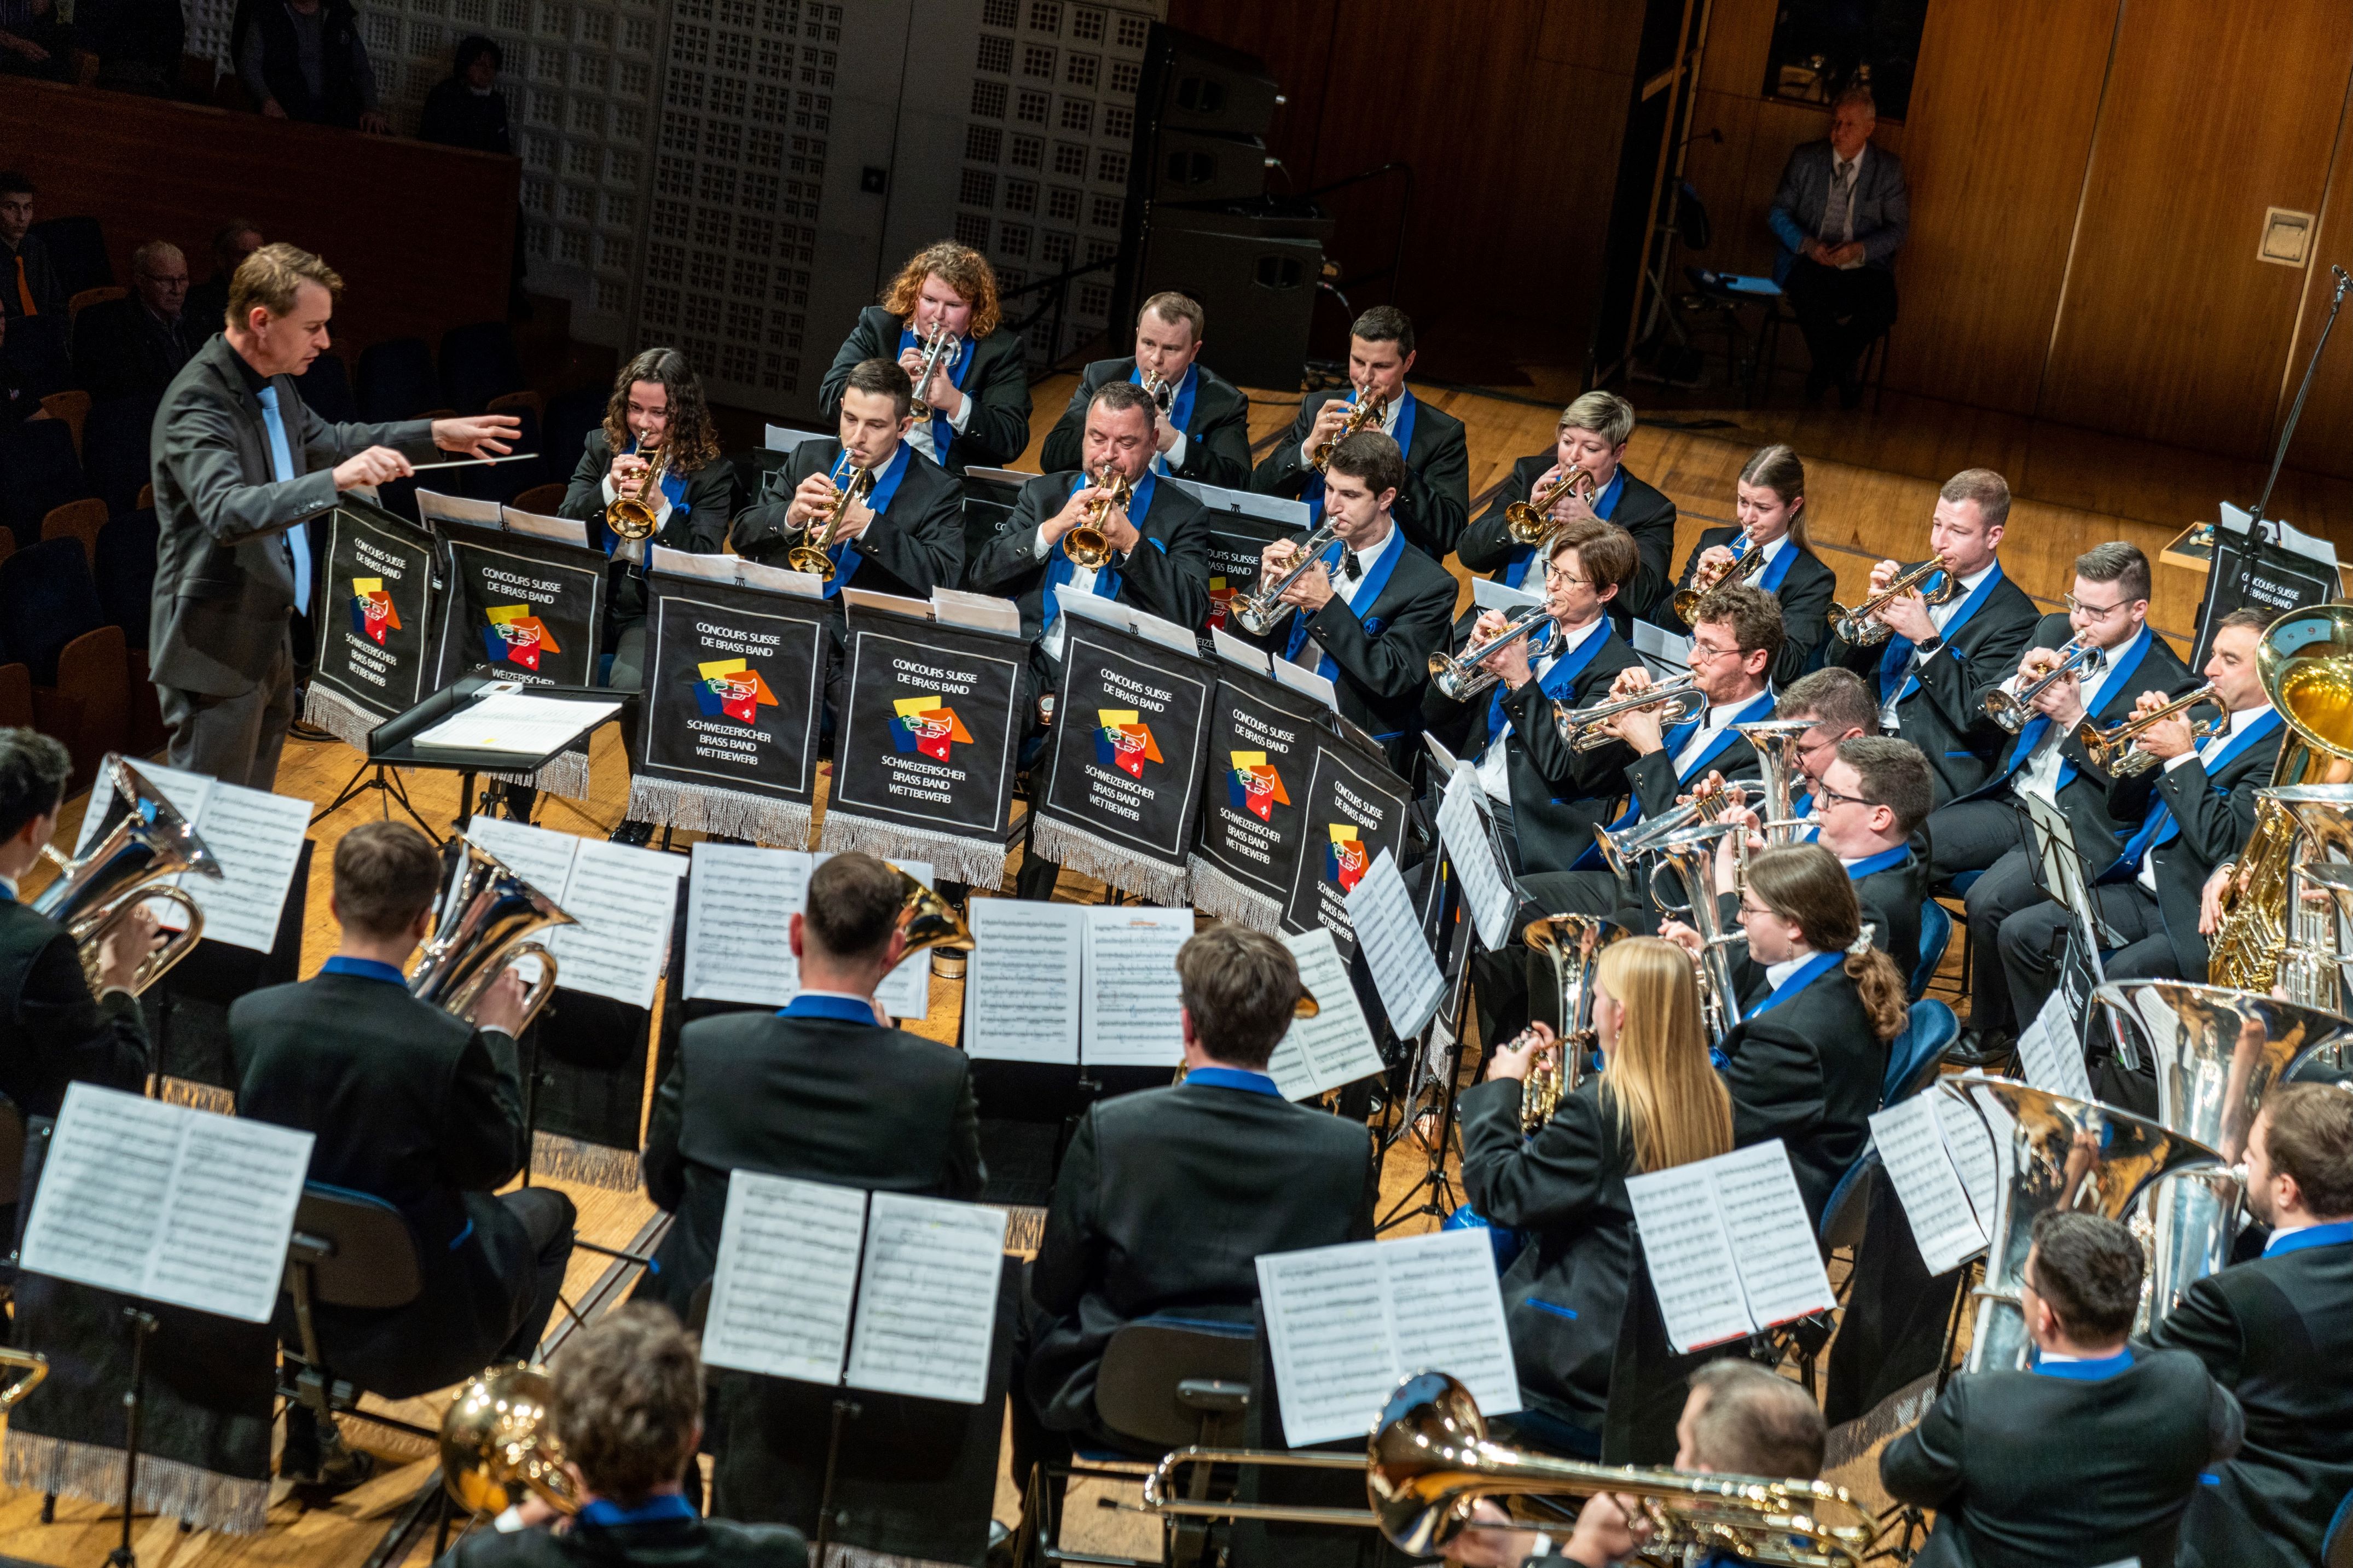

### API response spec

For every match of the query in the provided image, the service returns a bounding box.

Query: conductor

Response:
[151,242,517,788]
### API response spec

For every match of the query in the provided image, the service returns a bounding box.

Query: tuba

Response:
[1523,913,1621,1124]
[33,755,219,995]
[2281,860,2353,1017]
[408,837,576,1032]
[442,1363,580,1517]
[605,443,666,542]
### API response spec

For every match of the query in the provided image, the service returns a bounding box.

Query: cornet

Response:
[1311,388,1388,470]
[1983,636,2103,734]
[1674,533,1771,623]
[1832,554,1960,646]
[1503,466,1598,546]
[787,464,874,579]
[33,755,219,995]
[1140,367,1174,411]
[1427,602,1552,701]
[906,321,960,419]
[605,442,666,542]
[1230,518,1342,637]
[1555,672,1707,752]
[2077,683,2227,776]
[1062,464,1133,570]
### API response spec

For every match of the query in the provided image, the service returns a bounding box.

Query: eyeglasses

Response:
[1689,639,1743,664]
[1737,899,1778,921]
[1794,728,1839,758]
[2064,594,2135,620]
[1811,780,1869,810]
[1544,567,1591,588]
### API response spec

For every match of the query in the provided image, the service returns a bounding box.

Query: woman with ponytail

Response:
[1645,443,1836,682]
[1458,937,1735,1456]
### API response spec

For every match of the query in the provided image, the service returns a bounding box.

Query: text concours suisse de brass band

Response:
[9,115,2353,1568]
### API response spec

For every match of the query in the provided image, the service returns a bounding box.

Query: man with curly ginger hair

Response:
[819,240,1033,477]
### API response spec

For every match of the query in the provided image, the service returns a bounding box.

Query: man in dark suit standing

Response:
[640,851,984,1318]
[1013,927,1374,1484]
[1885,1211,2242,1568]
[231,820,573,1486]
[1248,305,1469,559]
[72,239,196,402]
[1769,85,1908,408]
[2145,1083,2353,1568]
[150,243,517,789]
[1038,292,1251,489]
[819,241,1031,477]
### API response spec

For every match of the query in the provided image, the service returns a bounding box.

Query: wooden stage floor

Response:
[0,372,2148,1568]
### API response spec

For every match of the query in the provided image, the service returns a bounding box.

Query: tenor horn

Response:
[1523,913,1621,1119]
[442,1363,580,1518]
[1735,719,1816,844]
[33,755,220,995]
[1650,824,1747,1047]
[408,837,577,1032]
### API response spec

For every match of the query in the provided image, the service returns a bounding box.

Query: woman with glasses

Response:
[1647,444,1836,684]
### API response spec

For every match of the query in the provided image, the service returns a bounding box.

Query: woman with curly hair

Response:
[819,240,1032,478]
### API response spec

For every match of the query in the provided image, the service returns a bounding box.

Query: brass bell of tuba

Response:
[605,443,667,542]
[442,1363,580,1517]
[32,754,219,995]
[408,837,576,1033]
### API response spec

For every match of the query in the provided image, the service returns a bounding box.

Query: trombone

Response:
[787,463,874,579]
[1554,672,1707,752]
[1428,602,1552,701]
[605,443,666,542]
[1062,464,1133,570]
[1983,636,2103,734]
[1674,534,1770,623]
[1230,517,1342,637]
[1311,388,1388,470]
[1831,554,1960,646]
[1503,466,1598,546]
[33,754,218,995]
[907,322,960,419]
[2077,683,2227,777]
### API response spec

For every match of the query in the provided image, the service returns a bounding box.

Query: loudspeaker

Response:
[1147,28,1283,141]
[1140,207,1330,392]
[1151,129,1269,203]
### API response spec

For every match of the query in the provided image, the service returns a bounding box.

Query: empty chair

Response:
[93,509,159,647]
[80,396,160,519]
[356,338,442,423]
[295,349,357,424]
[38,388,89,458]
[438,321,526,413]
[0,539,127,786]
[39,497,106,567]
[68,286,126,322]
[26,216,113,295]
[0,420,91,550]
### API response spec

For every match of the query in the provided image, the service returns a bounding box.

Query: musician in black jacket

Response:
[1829,468,2041,806]
[1037,292,1251,489]
[1015,927,1375,1473]
[640,851,984,1319]
[2144,1083,2353,1568]
[0,729,154,1124]
[1248,305,1469,559]
[818,241,1031,477]
[231,821,573,1484]
[1885,1211,2244,1568]
[447,1304,809,1568]
[1645,444,1836,684]
[1807,736,1932,969]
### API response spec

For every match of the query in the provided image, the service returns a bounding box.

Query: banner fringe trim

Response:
[3,1432,268,1535]
[1185,858,1282,932]
[1029,817,1189,906]
[531,1132,641,1192]
[1823,1370,1940,1472]
[492,749,592,800]
[819,812,1010,890]
[300,685,380,750]
[625,777,812,849]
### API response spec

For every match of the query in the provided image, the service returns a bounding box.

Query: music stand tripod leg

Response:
[107,1308,160,1568]
[813,1397,861,1568]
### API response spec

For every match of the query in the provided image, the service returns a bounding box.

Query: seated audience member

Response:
[0,0,69,80]
[1,308,53,422]
[1039,291,1251,489]
[0,173,62,320]
[640,852,984,1319]
[1769,85,1908,409]
[1884,1212,2243,1568]
[419,36,512,153]
[1458,937,1732,1458]
[72,240,196,401]
[1770,665,1879,839]
[444,1303,810,1568]
[231,821,576,1485]
[237,0,389,131]
[187,218,264,330]
[1016,927,1375,1478]
[77,0,184,92]
[1646,444,1835,683]
[2144,1082,2353,1568]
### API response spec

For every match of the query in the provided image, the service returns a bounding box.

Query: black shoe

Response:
[287,718,336,743]
[609,819,657,846]
[1945,1027,2014,1068]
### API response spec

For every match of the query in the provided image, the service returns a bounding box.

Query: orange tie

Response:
[13,257,33,317]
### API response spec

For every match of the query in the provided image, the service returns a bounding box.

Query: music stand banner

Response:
[821,601,1027,886]
[430,520,611,797]
[1029,619,1216,904]
[626,572,829,847]
[1199,512,1294,632]
[302,501,439,748]
[1281,725,1414,961]
[1189,660,1330,930]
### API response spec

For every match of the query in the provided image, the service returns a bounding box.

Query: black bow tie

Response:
[1341,553,1363,581]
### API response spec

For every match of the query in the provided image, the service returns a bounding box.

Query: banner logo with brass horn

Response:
[1229,750,1289,821]
[1094,709,1163,779]
[890,694,972,761]
[1327,824,1369,891]
[350,577,399,644]
[694,657,778,725]
[483,602,559,670]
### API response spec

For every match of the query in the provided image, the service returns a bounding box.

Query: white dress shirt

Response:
[1763,951,1816,992]
[1879,561,1996,729]
[905,340,975,464]
[1672,695,1762,778]
[2136,704,2268,895]
[1156,363,1196,474]
[1477,614,1606,803]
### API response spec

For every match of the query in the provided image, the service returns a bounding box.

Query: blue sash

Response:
[1134,361,1197,474]
[819,441,912,599]
[1754,535,1800,593]
[1998,624,2153,794]
[1845,845,1909,880]
[1501,467,1624,589]
[319,955,407,985]
[2116,708,2282,869]
[1283,529,1405,683]
[1039,469,1161,639]
[579,1495,699,1528]
[1185,1066,1282,1096]
[897,323,978,458]
[1305,388,1417,524]
[776,993,879,1024]
[1486,620,1609,742]
[2266,1219,2353,1257]
[1877,561,2009,706]
[598,438,688,555]
[1742,950,1842,1021]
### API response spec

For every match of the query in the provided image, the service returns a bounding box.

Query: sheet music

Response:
[501,509,589,545]
[1422,733,1462,777]
[19,1083,181,1297]
[2014,989,2093,1104]
[684,845,810,1006]
[1436,769,1517,951]
[700,1172,868,1384]
[1344,849,1445,1039]
[1267,655,1339,712]
[1711,1142,1836,1329]
[74,758,213,855]
[1080,907,1191,1066]
[1933,1089,2002,1229]
[734,559,824,597]
[964,899,1085,1064]
[1210,627,1271,672]
[463,817,580,904]
[1379,1230,1521,1422]
[931,588,1022,635]
[843,1193,1009,1404]
[412,692,619,755]
[1265,927,1384,1100]
[1632,618,1693,676]
[1054,583,1131,631]
[1870,1097,1989,1274]
[1624,1161,1754,1352]
[1127,605,1202,657]
[650,544,740,581]
[1471,576,1544,612]
[168,782,309,953]
[547,840,688,1009]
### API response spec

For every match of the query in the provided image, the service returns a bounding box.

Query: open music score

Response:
[77,759,309,954]
[1624,1140,1836,1352]
[960,901,1187,1066]
[19,1083,313,1324]
[2014,989,2095,1104]
[466,817,689,1011]
[1343,847,1445,1039]
[679,844,932,1020]
[1256,1228,1520,1447]
[1435,766,1519,951]
[1869,1095,1993,1275]
[701,1170,1009,1405]
[1264,926,1386,1101]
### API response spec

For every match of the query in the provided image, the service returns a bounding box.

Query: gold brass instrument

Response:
[0,1346,45,1409]
[1831,554,1960,646]
[2077,683,2228,778]
[1062,464,1133,570]
[1141,367,1174,411]
[1525,913,1622,1123]
[1142,1371,1875,1567]
[409,838,576,1033]
[1556,672,1708,752]
[888,859,975,960]
[32,755,219,995]
[1983,635,2104,734]
[1428,602,1553,701]
[786,464,874,579]
[1310,388,1388,471]
[906,322,960,419]
[442,1364,580,1518]
[2209,604,2353,991]
[1503,466,1599,547]
[605,443,667,542]
[1650,823,1748,1045]
[1230,517,1342,637]
[1673,533,1771,623]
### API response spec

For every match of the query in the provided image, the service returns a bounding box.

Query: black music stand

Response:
[2015,793,2115,1061]
[362,672,628,833]
[1373,796,1482,1235]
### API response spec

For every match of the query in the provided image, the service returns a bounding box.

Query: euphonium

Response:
[1983,635,2103,734]
[605,443,666,542]
[1428,602,1552,701]
[2077,683,2228,777]
[408,837,576,1032]
[1673,533,1770,623]
[1735,719,1816,844]
[1595,779,1740,902]
[442,1364,580,1518]
[1556,672,1707,752]
[886,859,975,959]
[32,755,218,995]
[1311,388,1388,470]
[1831,553,1961,646]
[786,464,874,579]
[906,321,960,419]
[1062,464,1132,570]
[1524,913,1621,1110]
[1650,823,1748,1045]
[2280,860,2353,1016]
[1502,466,1598,546]
[1230,516,1342,637]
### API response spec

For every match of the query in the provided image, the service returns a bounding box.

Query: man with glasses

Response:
[1771,667,1880,840]
[1736,734,1931,966]
[73,239,197,401]
[1925,541,2195,1062]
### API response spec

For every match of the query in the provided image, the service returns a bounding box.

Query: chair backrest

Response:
[0,419,91,548]
[1910,898,1952,1002]
[28,216,114,294]
[1093,1315,1256,1449]
[69,286,127,321]
[41,497,106,567]
[0,664,27,729]
[7,314,71,398]
[1818,1147,1879,1252]
[0,538,105,683]
[1886,1000,1958,1105]
[2325,1485,2353,1568]
[94,509,160,646]
[356,337,443,423]
[439,321,526,413]
[82,396,161,519]
[287,1183,426,1310]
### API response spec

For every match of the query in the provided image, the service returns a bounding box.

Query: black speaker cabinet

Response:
[1144,26,1283,141]
[1141,207,1330,392]
[1152,129,1269,203]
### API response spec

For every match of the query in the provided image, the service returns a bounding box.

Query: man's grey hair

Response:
[1687,1361,1824,1479]
[1833,84,1877,117]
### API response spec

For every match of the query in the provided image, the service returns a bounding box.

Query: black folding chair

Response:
[277,1183,435,1445]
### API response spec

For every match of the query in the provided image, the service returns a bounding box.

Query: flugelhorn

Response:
[33,755,218,995]
[1428,602,1552,701]
[906,321,960,419]
[1832,554,1961,646]
[409,837,576,1032]
[1983,635,2104,734]
[1140,366,1174,411]
[1231,517,1342,637]
[605,442,666,542]
[1673,533,1770,623]
[442,1364,579,1518]
[1311,388,1388,470]
[2077,683,2228,777]
[1502,465,1598,546]
[787,463,874,579]
[1062,463,1132,571]
[1555,672,1707,752]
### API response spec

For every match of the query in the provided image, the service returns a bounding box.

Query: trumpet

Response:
[1556,672,1707,752]
[605,442,666,542]
[2077,683,2228,776]
[1832,554,1961,646]
[1062,463,1133,570]
[33,755,218,995]
[1984,636,2104,734]
[787,463,874,579]
[1311,388,1389,470]
[1503,466,1599,546]
[1674,533,1771,623]
[906,321,960,419]
[1427,602,1552,701]
[1230,518,1342,637]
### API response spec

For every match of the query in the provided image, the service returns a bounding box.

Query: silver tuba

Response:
[1650,824,1746,1046]
[32,755,220,995]
[2259,785,2353,1011]
[408,837,576,1032]
[1735,719,1817,844]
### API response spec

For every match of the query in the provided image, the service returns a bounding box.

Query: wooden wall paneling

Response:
[1695,0,1774,101]
[2039,0,2353,457]
[2277,55,2353,484]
